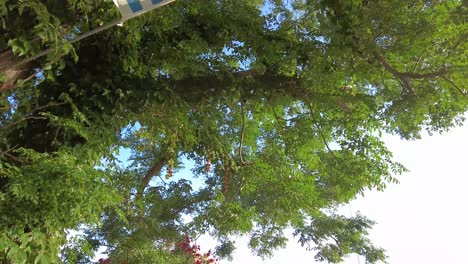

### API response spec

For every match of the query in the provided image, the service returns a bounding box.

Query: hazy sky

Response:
[214,120,468,264]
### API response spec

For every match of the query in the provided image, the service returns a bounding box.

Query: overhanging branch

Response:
[373,51,449,92]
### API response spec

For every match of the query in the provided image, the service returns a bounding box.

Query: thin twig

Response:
[412,53,424,73]
[2,101,67,130]
[238,102,246,164]
[3,116,48,130]
[0,149,23,163]
[158,175,169,185]
[440,76,466,96]
[304,96,340,164]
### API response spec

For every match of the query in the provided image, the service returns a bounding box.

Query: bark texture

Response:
[0,50,35,92]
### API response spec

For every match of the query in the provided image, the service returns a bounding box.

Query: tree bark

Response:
[135,157,168,202]
[134,157,168,221]
[0,50,35,92]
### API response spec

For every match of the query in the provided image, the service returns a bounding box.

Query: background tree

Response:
[0,0,466,263]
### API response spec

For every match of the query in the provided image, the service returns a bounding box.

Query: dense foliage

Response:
[0,0,466,263]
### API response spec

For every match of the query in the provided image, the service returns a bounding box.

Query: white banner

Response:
[112,0,176,20]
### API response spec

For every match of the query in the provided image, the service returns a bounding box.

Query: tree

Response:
[0,0,466,263]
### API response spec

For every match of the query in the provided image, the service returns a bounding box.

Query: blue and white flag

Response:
[113,0,176,20]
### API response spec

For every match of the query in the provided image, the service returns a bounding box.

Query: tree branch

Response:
[169,70,304,103]
[373,51,449,93]
[1,101,68,129]
[238,102,246,164]
[304,97,340,164]
[1,54,61,93]
[0,149,23,163]
[135,157,168,202]
[440,76,466,96]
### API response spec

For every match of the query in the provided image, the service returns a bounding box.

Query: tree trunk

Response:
[0,50,35,92]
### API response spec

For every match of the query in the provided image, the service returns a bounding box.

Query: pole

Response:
[10,18,125,70]
[7,0,178,71]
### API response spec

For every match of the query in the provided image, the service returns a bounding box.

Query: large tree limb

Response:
[135,157,168,202]
[134,156,168,222]
[167,70,376,110]
[168,70,304,103]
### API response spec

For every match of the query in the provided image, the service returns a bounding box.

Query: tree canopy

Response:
[0,0,466,263]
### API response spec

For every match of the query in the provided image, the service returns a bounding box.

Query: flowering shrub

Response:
[97,236,218,264]
[98,259,111,264]
[98,258,129,264]
[176,236,218,264]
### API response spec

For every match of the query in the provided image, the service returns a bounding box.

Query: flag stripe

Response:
[113,0,174,19]
[127,0,143,13]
